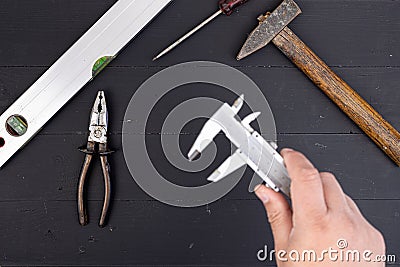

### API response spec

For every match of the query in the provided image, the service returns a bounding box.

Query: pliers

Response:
[77,91,113,227]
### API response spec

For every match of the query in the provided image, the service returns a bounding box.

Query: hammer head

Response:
[237,0,302,60]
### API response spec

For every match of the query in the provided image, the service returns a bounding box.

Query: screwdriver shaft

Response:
[153,9,223,61]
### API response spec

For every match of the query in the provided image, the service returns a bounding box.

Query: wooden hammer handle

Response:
[272,27,400,166]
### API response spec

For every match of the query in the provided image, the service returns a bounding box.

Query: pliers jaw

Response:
[88,91,108,144]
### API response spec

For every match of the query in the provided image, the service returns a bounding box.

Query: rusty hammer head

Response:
[237,0,302,60]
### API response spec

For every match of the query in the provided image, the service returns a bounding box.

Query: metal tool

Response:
[153,0,249,61]
[78,91,113,227]
[188,95,291,196]
[237,0,400,166]
[0,0,173,168]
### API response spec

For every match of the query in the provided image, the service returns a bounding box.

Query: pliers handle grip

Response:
[78,141,112,227]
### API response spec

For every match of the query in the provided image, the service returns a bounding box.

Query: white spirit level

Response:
[0,0,172,168]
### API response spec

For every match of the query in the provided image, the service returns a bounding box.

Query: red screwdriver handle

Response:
[218,0,249,15]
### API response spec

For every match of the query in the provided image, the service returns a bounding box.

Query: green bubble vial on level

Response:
[6,115,28,137]
[92,56,114,78]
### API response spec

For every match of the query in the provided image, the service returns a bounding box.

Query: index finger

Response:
[281,149,327,220]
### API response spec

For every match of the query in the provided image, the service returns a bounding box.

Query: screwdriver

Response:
[153,0,250,61]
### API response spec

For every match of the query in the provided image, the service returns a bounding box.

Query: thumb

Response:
[255,185,292,250]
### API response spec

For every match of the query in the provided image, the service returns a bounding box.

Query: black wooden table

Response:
[0,0,399,266]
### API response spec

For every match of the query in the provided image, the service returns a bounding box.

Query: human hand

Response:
[255,149,385,266]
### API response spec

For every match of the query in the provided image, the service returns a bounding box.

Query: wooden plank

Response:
[0,134,398,201]
[0,67,398,135]
[0,0,398,67]
[0,199,398,266]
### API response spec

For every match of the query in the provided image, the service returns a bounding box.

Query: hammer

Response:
[237,0,400,166]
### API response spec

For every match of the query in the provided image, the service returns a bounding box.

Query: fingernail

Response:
[255,186,270,204]
[281,148,294,155]
[254,184,262,192]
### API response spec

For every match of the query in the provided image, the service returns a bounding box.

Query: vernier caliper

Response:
[0,0,172,168]
[188,95,291,196]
